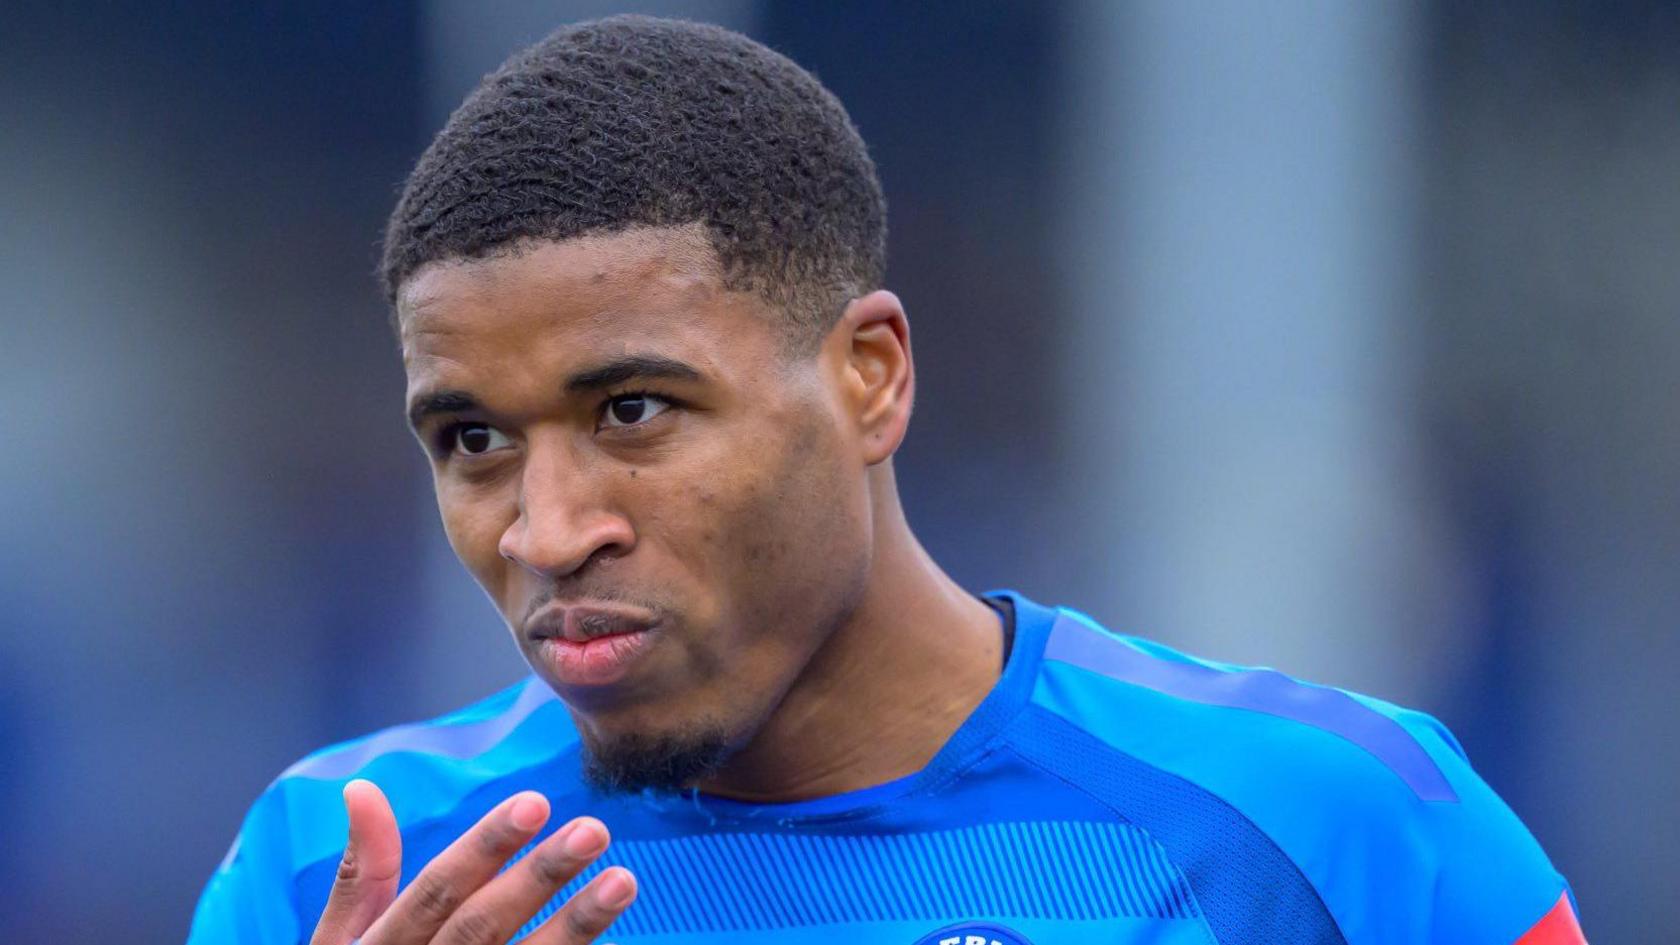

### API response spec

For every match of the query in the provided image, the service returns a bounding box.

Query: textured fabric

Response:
[1007,707,1344,944]
[1031,606,1578,945]
[189,593,1577,945]
[503,821,1195,938]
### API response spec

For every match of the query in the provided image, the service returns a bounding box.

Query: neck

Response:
[695,467,1004,802]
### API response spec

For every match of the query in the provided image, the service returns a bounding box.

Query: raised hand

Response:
[310,780,636,945]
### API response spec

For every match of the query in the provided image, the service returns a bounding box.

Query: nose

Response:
[497,436,635,578]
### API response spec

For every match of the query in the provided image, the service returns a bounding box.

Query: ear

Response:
[826,289,914,465]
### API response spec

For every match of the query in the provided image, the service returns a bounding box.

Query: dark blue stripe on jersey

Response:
[1008,705,1348,945]
[1044,613,1458,802]
[509,820,1198,936]
[295,812,1199,937]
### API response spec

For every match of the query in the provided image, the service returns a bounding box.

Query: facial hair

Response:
[579,724,734,794]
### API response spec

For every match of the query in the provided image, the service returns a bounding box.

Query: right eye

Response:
[444,423,512,457]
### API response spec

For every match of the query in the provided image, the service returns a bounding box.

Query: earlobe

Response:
[838,290,914,465]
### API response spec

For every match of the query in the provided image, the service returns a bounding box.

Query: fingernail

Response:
[564,820,604,857]
[510,794,547,831]
[596,869,634,909]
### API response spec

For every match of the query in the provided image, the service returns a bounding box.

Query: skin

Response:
[311,225,1003,944]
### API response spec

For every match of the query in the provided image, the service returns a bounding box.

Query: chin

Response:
[577,719,736,794]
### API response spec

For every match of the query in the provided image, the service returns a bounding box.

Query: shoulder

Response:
[1016,604,1578,945]
[191,676,580,944]
[1031,607,1459,805]
[279,674,575,786]
[226,676,577,883]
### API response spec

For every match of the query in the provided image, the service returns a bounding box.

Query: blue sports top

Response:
[189,592,1584,945]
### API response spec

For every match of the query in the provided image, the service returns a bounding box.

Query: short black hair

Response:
[381,15,887,344]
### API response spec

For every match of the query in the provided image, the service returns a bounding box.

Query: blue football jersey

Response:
[189,592,1583,944]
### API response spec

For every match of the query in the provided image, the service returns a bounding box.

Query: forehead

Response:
[397,227,777,385]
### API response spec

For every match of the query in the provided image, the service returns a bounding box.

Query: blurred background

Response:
[3,0,1675,941]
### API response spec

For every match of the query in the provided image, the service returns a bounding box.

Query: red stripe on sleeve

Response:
[1513,892,1587,945]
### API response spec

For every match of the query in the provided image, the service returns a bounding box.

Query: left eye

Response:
[601,394,671,429]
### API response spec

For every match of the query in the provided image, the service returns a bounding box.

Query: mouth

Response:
[524,603,660,687]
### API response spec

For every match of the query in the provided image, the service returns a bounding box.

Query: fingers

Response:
[432,818,625,945]
[360,790,551,945]
[520,866,637,945]
[318,788,635,945]
[311,780,402,945]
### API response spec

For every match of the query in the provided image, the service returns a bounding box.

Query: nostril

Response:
[497,510,636,579]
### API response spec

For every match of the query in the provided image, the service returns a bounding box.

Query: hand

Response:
[310,779,637,945]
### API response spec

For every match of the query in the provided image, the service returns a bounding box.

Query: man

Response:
[189,15,1585,945]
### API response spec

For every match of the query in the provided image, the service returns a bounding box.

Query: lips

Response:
[524,603,659,687]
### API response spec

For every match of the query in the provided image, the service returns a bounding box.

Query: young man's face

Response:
[397,226,874,791]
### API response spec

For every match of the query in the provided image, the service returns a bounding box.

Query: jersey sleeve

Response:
[1365,704,1586,945]
[1030,607,1587,945]
[186,782,307,945]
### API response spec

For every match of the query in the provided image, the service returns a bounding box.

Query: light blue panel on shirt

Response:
[1033,642,1567,945]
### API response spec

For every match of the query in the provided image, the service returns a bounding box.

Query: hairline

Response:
[390,223,844,359]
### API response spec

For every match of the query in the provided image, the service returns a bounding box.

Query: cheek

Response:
[435,479,516,600]
[703,414,867,607]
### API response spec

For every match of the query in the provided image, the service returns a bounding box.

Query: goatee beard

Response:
[580,726,733,794]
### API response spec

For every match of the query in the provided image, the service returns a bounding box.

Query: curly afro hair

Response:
[380,15,887,345]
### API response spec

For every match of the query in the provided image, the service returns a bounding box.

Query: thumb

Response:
[310,779,402,945]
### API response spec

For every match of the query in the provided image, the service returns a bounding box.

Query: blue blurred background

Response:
[3,1,1675,941]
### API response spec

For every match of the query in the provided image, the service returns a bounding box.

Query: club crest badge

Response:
[909,921,1035,945]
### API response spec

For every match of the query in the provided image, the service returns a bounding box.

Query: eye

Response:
[601,393,672,429]
[447,423,512,456]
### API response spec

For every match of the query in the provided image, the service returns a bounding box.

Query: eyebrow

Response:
[407,390,480,431]
[405,355,704,431]
[564,354,703,392]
